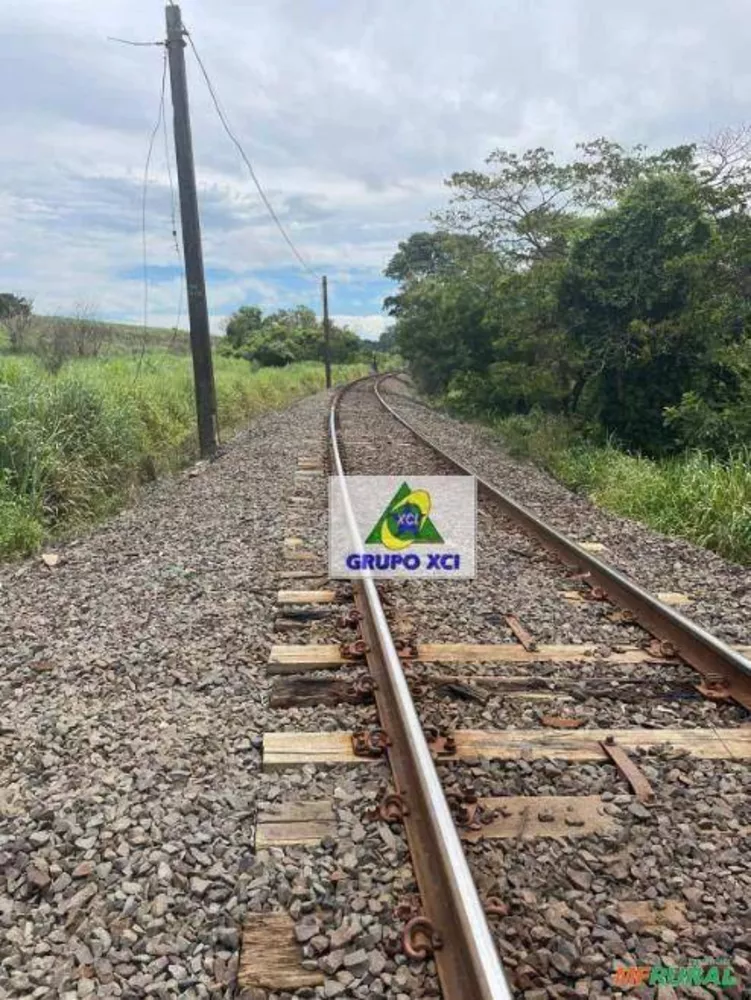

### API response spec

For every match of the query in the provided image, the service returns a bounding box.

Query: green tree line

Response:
[386,130,751,457]
[220,304,385,367]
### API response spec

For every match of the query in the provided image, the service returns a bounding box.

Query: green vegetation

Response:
[221,304,382,366]
[493,411,751,563]
[386,128,751,563]
[0,352,365,559]
[0,290,384,559]
[0,303,191,367]
[29,314,191,357]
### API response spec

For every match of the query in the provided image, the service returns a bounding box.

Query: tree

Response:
[472,260,580,416]
[0,293,31,320]
[326,323,362,364]
[392,254,502,395]
[392,252,578,412]
[696,125,751,204]
[384,130,751,456]
[225,306,263,349]
[557,173,741,452]
[375,327,397,353]
[384,231,488,282]
[384,232,490,318]
[436,139,695,264]
[0,294,33,352]
[221,303,365,367]
[663,341,751,454]
[244,330,297,367]
[68,302,110,358]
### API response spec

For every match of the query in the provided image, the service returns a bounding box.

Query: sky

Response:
[2,1,750,340]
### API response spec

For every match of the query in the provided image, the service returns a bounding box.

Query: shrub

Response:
[0,354,366,558]
[493,412,751,564]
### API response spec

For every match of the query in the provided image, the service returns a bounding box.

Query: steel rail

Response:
[374,375,751,711]
[329,382,513,1000]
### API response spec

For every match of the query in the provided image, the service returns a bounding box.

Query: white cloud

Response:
[334,314,389,340]
[1,0,750,326]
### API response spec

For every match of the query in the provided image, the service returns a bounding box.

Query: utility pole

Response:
[322,275,332,389]
[165,4,217,458]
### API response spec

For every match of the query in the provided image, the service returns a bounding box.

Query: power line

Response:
[108,36,164,47]
[162,91,180,258]
[107,33,175,348]
[184,29,319,280]
[139,48,168,369]
[162,85,185,341]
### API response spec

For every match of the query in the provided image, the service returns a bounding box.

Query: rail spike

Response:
[351,728,390,758]
[379,791,410,823]
[402,916,444,959]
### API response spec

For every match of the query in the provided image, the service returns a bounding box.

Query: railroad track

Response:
[246,375,750,999]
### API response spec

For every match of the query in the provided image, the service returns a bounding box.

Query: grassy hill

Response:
[0,314,192,358]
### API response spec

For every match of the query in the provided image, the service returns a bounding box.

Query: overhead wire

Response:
[161,86,185,347]
[137,47,169,377]
[184,29,320,280]
[108,37,164,47]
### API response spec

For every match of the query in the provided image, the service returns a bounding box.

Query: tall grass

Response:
[493,411,751,565]
[0,353,365,558]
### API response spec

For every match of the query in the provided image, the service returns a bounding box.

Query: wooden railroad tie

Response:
[262,727,751,769]
[254,795,616,849]
[266,641,683,675]
[277,590,336,605]
[239,913,323,991]
[282,537,308,549]
[269,675,573,707]
[562,589,695,607]
[269,676,374,709]
[255,800,336,849]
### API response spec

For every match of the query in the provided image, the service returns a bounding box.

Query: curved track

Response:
[330,376,513,1000]
[326,373,750,1000]
[372,375,751,710]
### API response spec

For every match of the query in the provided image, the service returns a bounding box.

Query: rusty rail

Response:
[329,382,513,1000]
[374,375,751,712]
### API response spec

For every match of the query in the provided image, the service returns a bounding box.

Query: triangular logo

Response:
[365,481,443,551]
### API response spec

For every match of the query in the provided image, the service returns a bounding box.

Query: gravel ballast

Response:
[380,377,751,648]
[0,391,414,999]
[3,377,749,1000]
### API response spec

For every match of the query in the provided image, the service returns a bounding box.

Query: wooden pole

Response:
[166,4,217,457]
[322,275,332,389]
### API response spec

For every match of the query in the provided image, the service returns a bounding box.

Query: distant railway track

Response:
[256,374,750,999]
